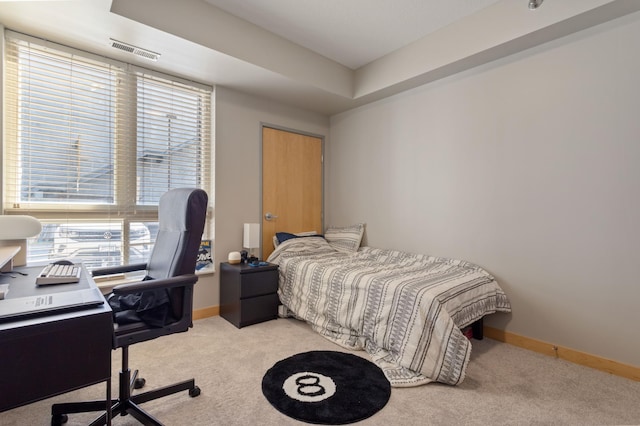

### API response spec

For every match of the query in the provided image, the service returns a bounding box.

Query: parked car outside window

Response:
[46,222,151,269]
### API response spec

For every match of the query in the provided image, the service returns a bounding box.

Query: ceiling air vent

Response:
[110,39,160,61]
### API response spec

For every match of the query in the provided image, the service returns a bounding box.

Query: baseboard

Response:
[193,305,219,320]
[484,326,640,382]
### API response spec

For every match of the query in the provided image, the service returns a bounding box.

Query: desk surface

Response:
[0,264,93,294]
[0,264,108,329]
[0,265,112,412]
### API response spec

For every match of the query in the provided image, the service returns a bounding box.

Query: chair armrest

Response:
[92,263,148,277]
[111,274,198,295]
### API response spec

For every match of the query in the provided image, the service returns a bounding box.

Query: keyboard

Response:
[36,263,81,286]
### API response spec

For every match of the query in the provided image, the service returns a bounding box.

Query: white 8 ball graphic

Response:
[283,371,336,402]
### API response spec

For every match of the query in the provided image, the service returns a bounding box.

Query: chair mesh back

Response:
[146,188,208,316]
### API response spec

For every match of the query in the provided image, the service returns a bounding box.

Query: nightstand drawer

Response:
[238,293,279,327]
[240,269,278,298]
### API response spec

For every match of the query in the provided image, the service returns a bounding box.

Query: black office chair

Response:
[52,188,208,426]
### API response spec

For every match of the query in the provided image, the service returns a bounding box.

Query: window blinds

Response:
[4,35,119,207]
[3,31,212,267]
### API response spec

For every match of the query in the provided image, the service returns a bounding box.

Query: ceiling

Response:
[0,0,639,115]
[202,0,501,70]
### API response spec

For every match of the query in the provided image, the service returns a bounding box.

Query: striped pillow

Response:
[324,223,365,253]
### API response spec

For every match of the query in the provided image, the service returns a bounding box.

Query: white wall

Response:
[193,86,329,309]
[326,12,640,366]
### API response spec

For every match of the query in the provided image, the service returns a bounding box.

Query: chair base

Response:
[51,379,200,426]
[51,347,200,426]
[52,379,200,426]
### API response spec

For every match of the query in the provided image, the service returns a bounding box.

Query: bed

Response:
[266,225,511,387]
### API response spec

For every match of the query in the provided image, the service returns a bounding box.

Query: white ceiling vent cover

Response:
[110,39,160,61]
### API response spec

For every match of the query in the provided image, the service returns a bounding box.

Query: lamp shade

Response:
[0,215,42,240]
[243,223,260,249]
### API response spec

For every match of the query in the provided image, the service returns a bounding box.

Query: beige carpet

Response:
[3,316,640,425]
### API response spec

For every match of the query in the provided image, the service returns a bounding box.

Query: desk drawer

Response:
[0,308,112,412]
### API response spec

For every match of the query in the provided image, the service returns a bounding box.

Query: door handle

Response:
[264,212,278,221]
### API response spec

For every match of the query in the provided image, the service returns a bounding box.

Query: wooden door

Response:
[262,127,323,259]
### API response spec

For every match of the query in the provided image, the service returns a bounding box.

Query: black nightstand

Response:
[219,262,279,328]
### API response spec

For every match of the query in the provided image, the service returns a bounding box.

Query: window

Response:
[3,31,213,269]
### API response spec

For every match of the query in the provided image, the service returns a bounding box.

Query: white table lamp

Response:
[243,223,260,260]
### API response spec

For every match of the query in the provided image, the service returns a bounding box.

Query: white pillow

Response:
[324,223,365,253]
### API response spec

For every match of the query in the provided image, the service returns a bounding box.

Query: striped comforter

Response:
[267,237,511,387]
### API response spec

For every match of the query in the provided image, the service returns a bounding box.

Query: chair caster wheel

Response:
[189,386,201,397]
[51,414,68,425]
[134,377,146,389]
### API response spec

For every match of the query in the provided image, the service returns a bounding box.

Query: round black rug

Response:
[262,351,391,425]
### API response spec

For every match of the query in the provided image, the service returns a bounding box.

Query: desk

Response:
[0,265,113,415]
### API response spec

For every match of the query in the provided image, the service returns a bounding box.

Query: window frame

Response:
[2,30,213,268]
